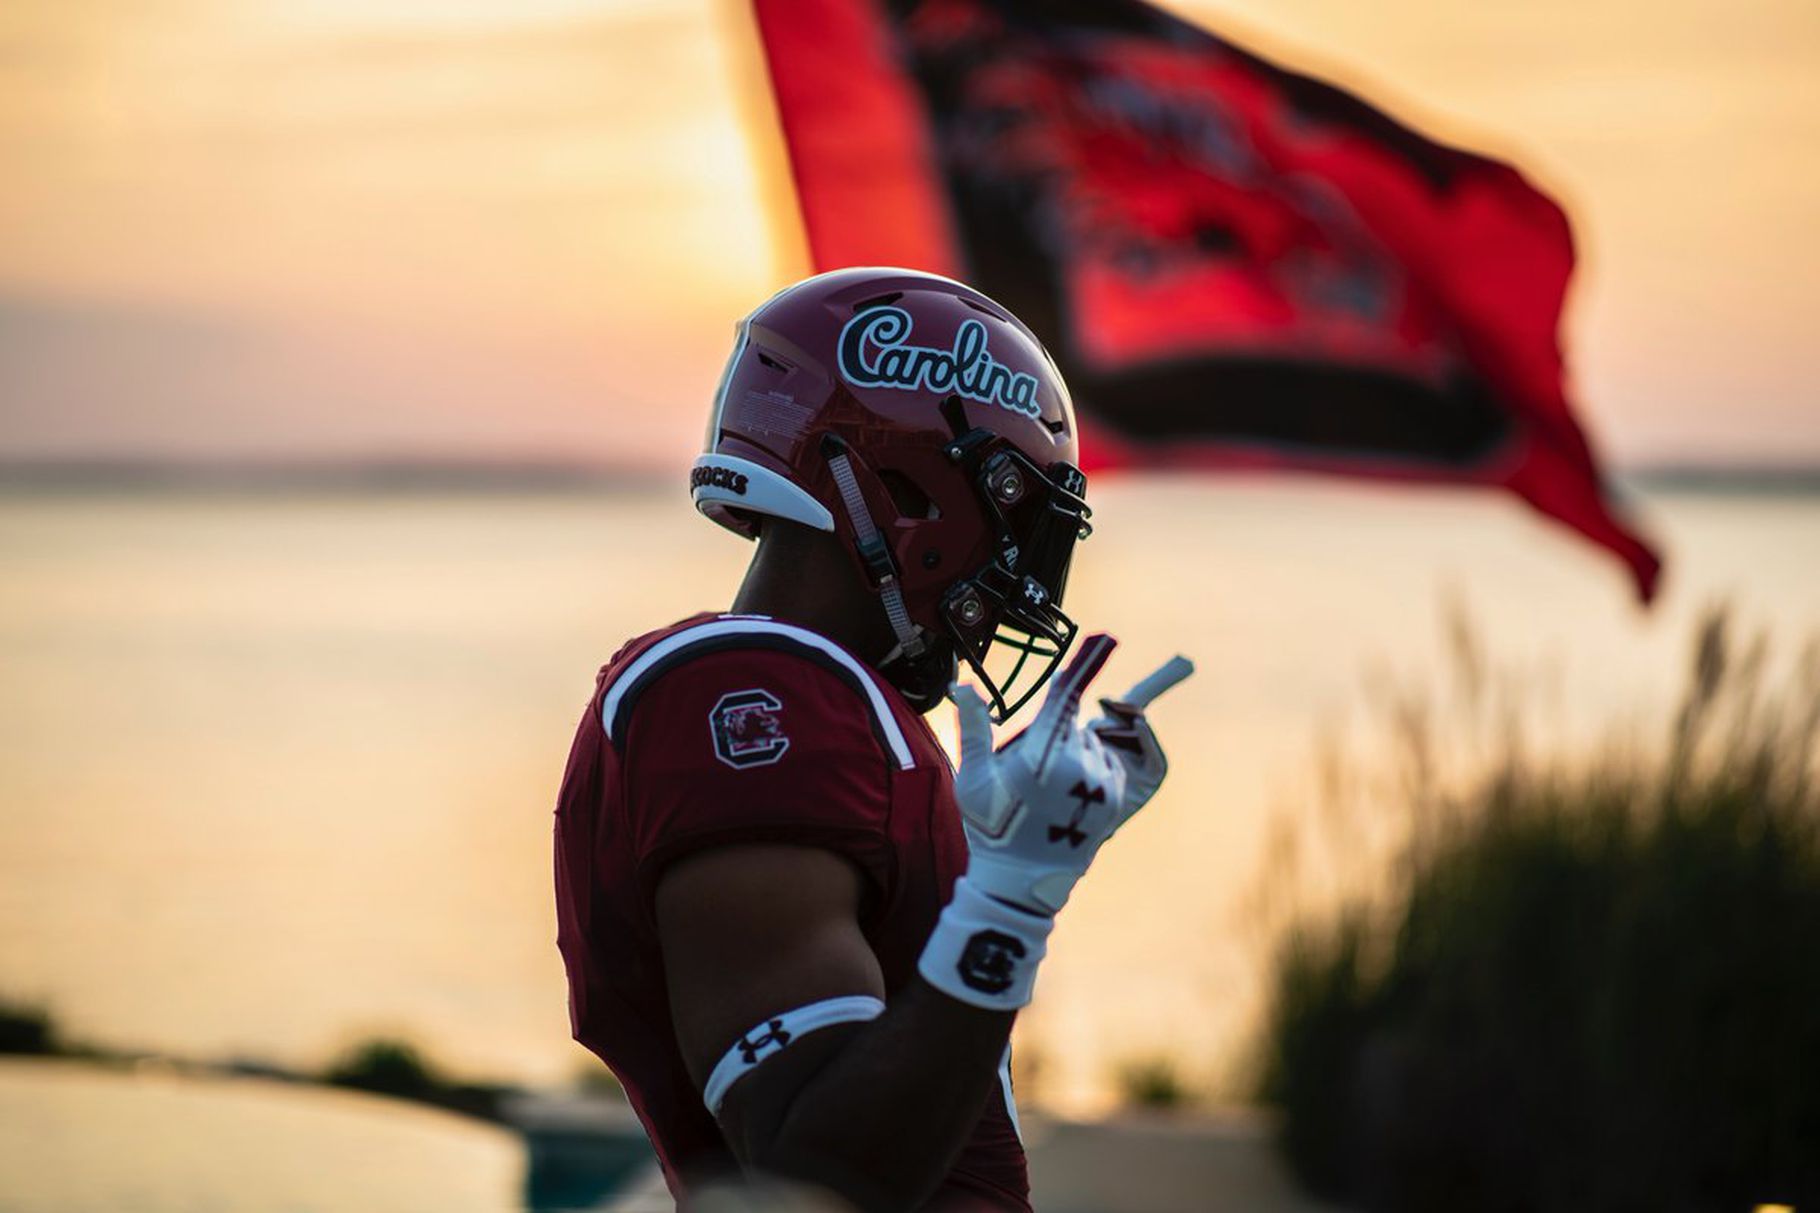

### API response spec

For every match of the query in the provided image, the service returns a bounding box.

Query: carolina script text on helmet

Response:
[837,307,1041,419]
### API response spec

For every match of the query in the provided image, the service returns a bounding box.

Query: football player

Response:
[553,268,1191,1210]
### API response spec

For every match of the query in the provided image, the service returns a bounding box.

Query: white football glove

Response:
[1086,653,1194,817]
[950,634,1194,916]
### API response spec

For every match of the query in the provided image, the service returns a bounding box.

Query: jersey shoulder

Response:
[600,614,916,773]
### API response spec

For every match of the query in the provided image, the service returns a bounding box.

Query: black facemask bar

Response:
[938,401,1092,722]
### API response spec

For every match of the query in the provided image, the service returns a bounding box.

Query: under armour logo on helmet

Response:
[738,1019,793,1066]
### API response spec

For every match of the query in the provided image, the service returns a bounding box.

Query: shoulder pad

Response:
[601,617,915,770]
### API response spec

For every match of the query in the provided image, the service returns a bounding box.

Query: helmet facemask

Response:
[819,419,1090,723]
[938,445,1090,722]
[929,398,1091,722]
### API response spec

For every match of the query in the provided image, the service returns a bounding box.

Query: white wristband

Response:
[703,995,885,1116]
[917,876,1055,1011]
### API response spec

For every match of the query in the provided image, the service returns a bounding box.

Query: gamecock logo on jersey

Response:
[709,689,791,769]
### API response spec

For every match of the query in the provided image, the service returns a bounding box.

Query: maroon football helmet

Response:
[693,267,1091,720]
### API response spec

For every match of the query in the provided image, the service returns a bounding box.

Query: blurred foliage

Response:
[0,996,59,1056]
[1257,606,1820,1211]
[325,1037,445,1100]
[323,1036,510,1120]
[1114,1054,1193,1111]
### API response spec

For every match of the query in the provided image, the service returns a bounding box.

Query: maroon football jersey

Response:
[553,613,1030,1207]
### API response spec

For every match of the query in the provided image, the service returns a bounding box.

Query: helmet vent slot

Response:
[878,470,941,521]
[852,291,904,313]
[1043,417,1067,435]
[755,351,790,372]
[959,297,1009,321]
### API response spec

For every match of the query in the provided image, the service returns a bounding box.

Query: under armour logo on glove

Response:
[1047,781,1106,847]
[950,634,1194,915]
[737,1019,793,1065]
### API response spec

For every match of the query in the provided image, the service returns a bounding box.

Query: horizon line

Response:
[1,455,1818,496]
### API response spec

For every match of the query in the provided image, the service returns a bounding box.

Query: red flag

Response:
[751,0,1662,600]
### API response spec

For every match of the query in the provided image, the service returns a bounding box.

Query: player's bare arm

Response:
[657,844,1016,1210]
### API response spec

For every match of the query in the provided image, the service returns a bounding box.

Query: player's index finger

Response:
[948,682,995,765]
[1036,631,1117,734]
[1120,655,1195,710]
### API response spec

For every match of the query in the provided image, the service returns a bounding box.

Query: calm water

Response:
[1,480,1815,1139]
[0,1058,521,1212]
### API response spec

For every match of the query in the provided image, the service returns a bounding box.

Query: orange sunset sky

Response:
[1,0,1816,468]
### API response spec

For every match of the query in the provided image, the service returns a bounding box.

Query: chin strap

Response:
[822,436,928,665]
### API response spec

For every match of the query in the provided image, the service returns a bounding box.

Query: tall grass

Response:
[1114,1054,1193,1111]
[1255,606,1820,1211]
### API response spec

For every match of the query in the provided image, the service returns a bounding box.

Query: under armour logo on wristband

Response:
[737,1019,792,1065]
[1047,781,1106,847]
[957,929,1027,995]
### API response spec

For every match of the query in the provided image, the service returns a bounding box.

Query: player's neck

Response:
[731,524,892,664]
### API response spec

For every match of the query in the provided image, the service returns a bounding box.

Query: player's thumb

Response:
[1121,655,1196,710]
[949,682,994,769]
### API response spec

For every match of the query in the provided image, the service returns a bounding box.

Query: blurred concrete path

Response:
[1023,1108,1346,1213]
[596,1105,1348,1211]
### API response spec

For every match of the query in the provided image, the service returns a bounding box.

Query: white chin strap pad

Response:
[692,454,835,534]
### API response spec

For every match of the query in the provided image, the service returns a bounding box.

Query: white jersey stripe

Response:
[601,617,916,771]
[1000,1043,1022,1142]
